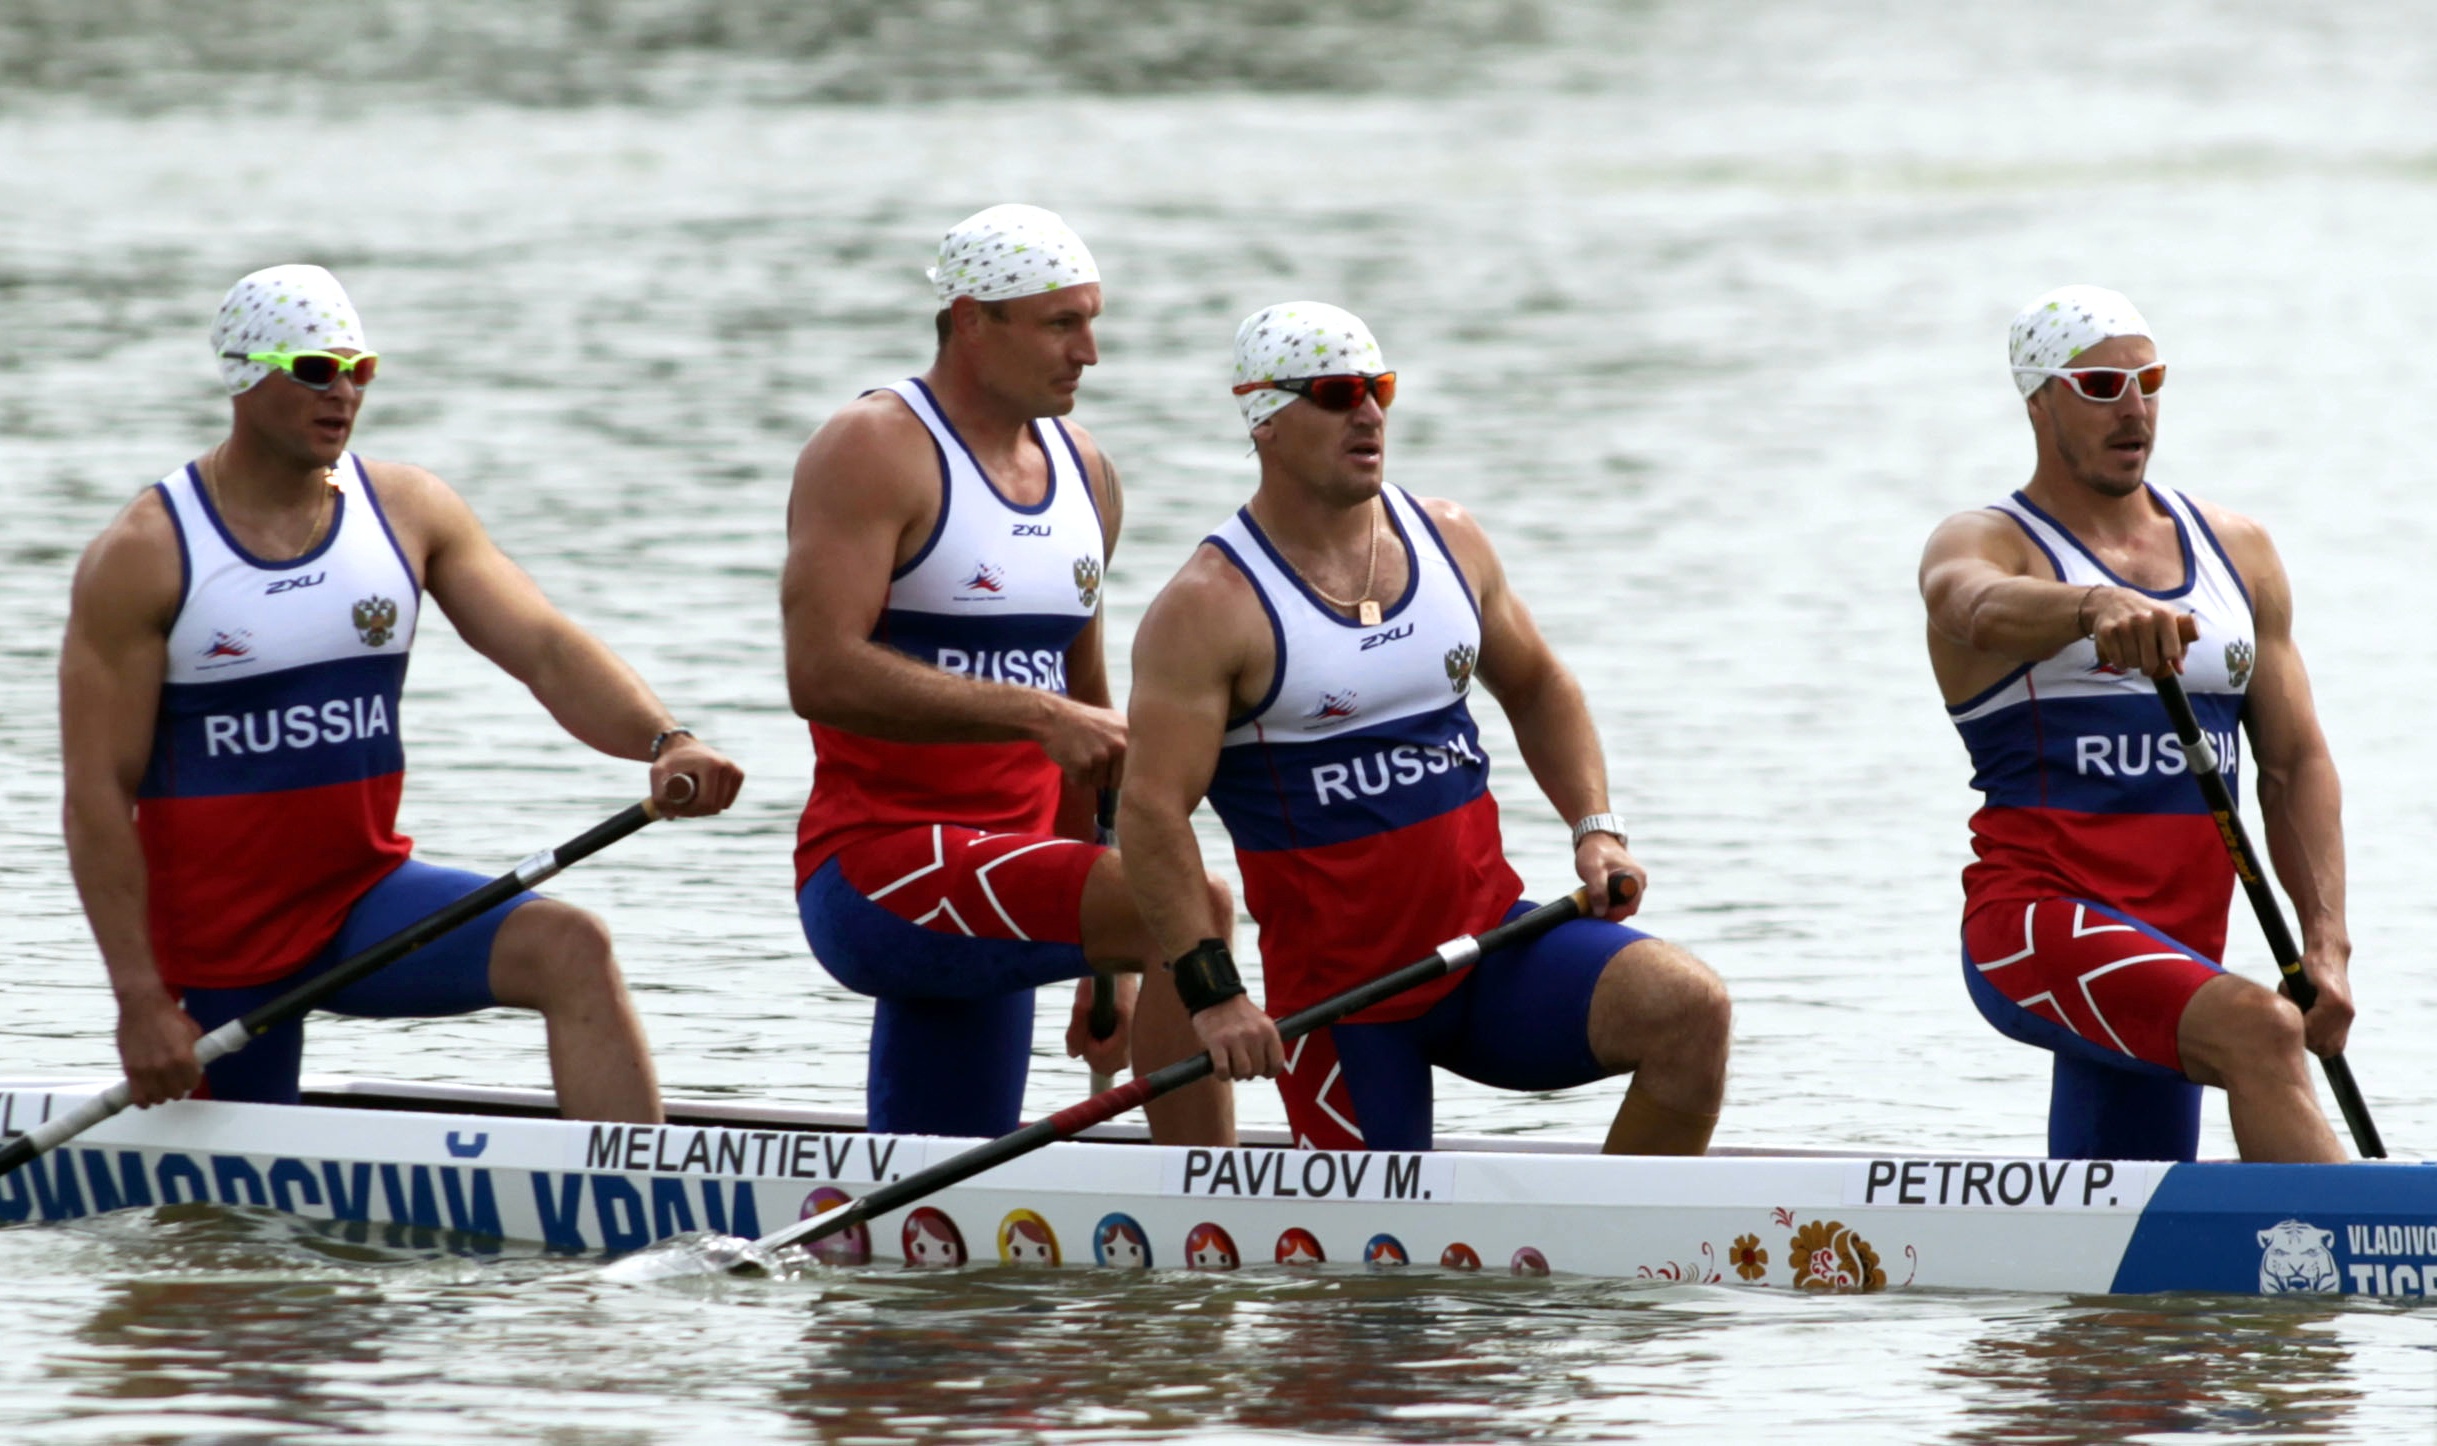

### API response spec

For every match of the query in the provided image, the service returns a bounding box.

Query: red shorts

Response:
[830,824,1099,946]
[1962,899,2225,1074]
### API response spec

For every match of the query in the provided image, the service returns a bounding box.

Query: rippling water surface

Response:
[3,2,2435,1439]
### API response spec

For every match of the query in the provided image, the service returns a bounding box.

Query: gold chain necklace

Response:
[202,445,334,559]
[1287,498,1386,626]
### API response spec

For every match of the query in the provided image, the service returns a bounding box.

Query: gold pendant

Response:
[1358,600,1382,626]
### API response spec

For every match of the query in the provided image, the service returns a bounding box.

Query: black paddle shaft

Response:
[0,798,665,1181]
[2153,671,2385,1158]
[764,882,1621,1256]
[1086,789,1121,1043]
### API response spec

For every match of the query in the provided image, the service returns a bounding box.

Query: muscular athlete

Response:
[60,264,743,1122]
[783,205,1231,1142]
[1920,284,2350,1163]
[1120,301,1731,1152]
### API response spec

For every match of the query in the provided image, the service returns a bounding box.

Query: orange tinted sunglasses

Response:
[1231,371,1396,412]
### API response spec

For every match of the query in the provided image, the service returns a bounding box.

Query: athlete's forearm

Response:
[2258,748,2350,963]
[61,786,171,1006]
[1499,662,1612,825]
[1947,575,2091,661]
[517,622,681,759]
[789,634,1069,745]
[1118,796,1226,963]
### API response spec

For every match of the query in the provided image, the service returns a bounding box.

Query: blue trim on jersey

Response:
[140,652,411,798]
[155,480,195,631]
[351,457,422,601]
[1994,504,2068,581]
[2011,486,2197,600]
[1234,499,1421,629]
[1944,660,2035,718]
[187,461,350,572]
[1208,697,1490,852]
[1207,536,1289,731]
[179,858,522,1105]
[1953,685,2240,811]
[1054,420,1104,532]
[1407,500,1480,622]
[908,377,1059,517]
[2182,494,2254,612]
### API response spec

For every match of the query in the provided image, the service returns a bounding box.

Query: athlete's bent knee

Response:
[494,902,622,1009]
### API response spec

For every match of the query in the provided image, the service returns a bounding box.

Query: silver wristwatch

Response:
[1570,812,1628,849]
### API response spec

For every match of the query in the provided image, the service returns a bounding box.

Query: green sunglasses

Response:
[222,348,380,390]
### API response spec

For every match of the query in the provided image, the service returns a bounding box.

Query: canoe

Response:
[3,1076,2431,1297]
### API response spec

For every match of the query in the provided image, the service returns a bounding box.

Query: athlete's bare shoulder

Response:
[2182,492,2281,587]
[351,457,465,580]
[1920,504,2049,585]
[69,485,183,634]
[1412,493,1510,598]
[1140,539,1270,686]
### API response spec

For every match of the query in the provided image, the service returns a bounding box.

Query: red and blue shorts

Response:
[799,825,1104,1138]
[1962,898,2225,1078]
[1276,900,1645,1152]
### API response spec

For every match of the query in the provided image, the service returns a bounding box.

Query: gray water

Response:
[2,2,2435,1439]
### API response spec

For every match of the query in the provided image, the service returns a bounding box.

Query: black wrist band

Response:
[1168,938,1245,1015]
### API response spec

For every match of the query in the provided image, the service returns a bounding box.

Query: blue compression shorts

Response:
[1278,900,1647,1151]
[179,858,532,1104]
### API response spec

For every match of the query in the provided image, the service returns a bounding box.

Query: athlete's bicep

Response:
[1920,510,2039,644]
[410,474,571,677]
[1125,571,1246,811]
[782,417,930,703]
[60,516,175,799]
[1429,501,1556,702]
[2233,529,2325,776]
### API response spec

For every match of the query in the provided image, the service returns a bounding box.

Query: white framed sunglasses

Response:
[2012,362,2166,403]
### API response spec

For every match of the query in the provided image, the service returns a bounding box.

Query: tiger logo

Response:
[1073,556,1103,610]
[1444,642,1478,695]
[2257,1219,2339,1294]
[352,596,399,648]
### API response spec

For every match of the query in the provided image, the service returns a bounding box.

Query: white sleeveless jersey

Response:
[140,454,421,986]
[1202,484,1521,1022]
[796,377,1107,879]
[1946,483,2255,948]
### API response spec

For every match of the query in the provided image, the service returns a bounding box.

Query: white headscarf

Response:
[1230,301,1387,431]
[2009,285,2152,397]
[927,204,1099,304]
[211,264,368,395]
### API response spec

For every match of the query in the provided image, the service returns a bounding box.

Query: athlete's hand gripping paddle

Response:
[623,872,1634,1280]
[0,794,681,1181]
[2153,671,2385,1158]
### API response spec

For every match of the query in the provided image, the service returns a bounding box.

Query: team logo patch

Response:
[2258,1219,2339,1294]
[961,562,1005,595]
[1303,689,1360,726]
[1073,555,1102,610]
[351,597,398,648]
[2225,638,2255,689]
[1444,642,1478,695]
[199,629,255,667]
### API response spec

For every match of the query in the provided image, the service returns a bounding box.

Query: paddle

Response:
[733,874,1631,1266]
[1085,788,1121,1093]
[0,791,681,1181]
[2153,671,2385,1158]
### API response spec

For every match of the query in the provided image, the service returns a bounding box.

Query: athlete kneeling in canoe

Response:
[1118,302,1731,1152]
[1920,286,2350,1163]
[783,205,1232,1143]
[60,264,743,1123]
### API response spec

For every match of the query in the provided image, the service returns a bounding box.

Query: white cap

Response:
[1230,301,1387,431]
[2009,285,2152,398]
[927,204,1099,304]
[211,264,368,395]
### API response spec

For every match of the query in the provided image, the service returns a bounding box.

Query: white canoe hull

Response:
[4,1077,2432,1297]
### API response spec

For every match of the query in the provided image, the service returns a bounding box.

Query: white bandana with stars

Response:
[927,204,1099,305]
[211,264,368,395]
[2008,285,2152,398]
[1231,301,1386,431]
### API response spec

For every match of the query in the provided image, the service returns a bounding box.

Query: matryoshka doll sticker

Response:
[1092,1213,1153,1269]
[1274,1228,1325,1266]
[1185,1222,1240,1271]
[902,1207,968,1268]
[997,1209,1061,1266]
[798,1186,870,1266]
